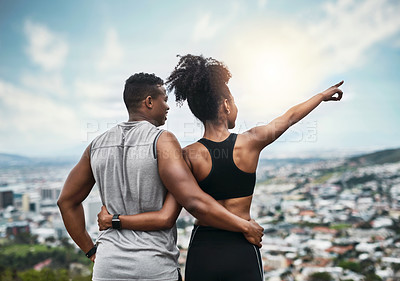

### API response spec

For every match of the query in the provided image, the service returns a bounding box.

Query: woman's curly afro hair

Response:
[166,54,232,123]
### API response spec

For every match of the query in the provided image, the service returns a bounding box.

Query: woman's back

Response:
[183,131,265,281]
[183,132,260,222]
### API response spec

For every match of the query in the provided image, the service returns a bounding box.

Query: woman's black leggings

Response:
[185,226,264,281]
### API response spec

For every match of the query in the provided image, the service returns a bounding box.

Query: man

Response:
[57,73,263,281]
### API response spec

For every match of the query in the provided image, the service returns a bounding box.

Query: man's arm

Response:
[97,192,182,231]
[57,145,96,261]
[157,131,263,246]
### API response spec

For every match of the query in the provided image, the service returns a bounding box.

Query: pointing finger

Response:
[334,80,344,87]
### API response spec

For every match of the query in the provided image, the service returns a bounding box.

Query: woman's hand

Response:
[97,205,112,230]
[321,80,344,102]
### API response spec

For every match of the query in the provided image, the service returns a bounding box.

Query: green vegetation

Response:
[296,222,329,228]
[313,171,336,184]
[309,272,333,281]
[0,243,90,271]
[1,244,49,257]
[338,260,362,273]
[345,174,377,186]
[349,148,400,165]
[330,223,352,230]
[364,273,382,281]
[0,268,92,281]
[0,235,92,281]
[18,268,69,281]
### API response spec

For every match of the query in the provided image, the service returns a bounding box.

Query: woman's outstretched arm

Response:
[97,192,182,231]
[245,81,344,151]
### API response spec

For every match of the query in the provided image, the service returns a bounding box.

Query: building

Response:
[22,193,41,213]
[40,186,61,201]
[6,221,30,237]
[0,189,14,209]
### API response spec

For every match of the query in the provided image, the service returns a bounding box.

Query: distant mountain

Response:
[0,153,32,167]
[259,157,324,166]
[0,153,76,168]
[348,147,400,165]
[1,147,399,169]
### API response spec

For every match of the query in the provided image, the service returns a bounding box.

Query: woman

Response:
[166,54,343,281]
[98,54,343,280]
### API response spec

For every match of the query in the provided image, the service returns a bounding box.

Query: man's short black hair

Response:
[123,73,164,112]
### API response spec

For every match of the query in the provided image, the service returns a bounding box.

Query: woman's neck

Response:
[203,120,230,141]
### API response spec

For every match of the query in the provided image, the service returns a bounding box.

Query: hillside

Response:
[0,153,32,167]
[348,147,400,165]
[1,147,399,169]
[0,153,76,168]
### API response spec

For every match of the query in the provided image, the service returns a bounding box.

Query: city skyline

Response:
[0,0,399,158]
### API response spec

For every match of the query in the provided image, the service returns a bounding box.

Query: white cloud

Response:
[193,13,224,41]
[258,0,268,9]
[97,28,124,71]
[0,80,80,155]
[192,3,240,42]
[310,0,400,71]
[73,78,127,121]
[224,0,400,121]
[74,79,112,100]
[24,20,69,71]
[20,72,67,97]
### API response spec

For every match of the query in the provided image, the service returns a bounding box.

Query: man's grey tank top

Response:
[90,121,179,281]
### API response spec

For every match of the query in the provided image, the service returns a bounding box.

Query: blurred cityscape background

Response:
[1,0,400,280]
[1,148,400,280]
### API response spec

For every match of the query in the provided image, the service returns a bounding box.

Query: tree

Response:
[338,260,362,273]
[45,236,56,244]
[0,268,15,281]
[364,273,382,281]
[13,233,38,245]
[360,259,376,275]
[18,268,69,281]
[60,237,73,250]
[280,270,294,281]
[309,272,333,281]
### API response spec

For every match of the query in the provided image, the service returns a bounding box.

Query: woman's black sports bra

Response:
[197,133,256,200]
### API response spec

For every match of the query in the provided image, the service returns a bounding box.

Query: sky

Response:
[0,0,399,159]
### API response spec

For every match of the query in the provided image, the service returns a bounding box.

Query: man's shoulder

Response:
[94,125,119,139]
[90,125,120,149]
[157,130,178,143]
[156,130,183,155]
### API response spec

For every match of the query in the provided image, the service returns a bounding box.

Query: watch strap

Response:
[112,214,121,229]
[85,245,97,258]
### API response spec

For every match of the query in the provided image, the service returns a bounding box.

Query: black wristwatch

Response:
[112,214,121,229]
[85,245,97,258]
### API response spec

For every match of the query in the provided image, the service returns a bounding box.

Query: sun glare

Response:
[252,52,292,87]
[225,25,322,120]
[228,47,302,120]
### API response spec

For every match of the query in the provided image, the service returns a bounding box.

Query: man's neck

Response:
[128,112,157,126]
